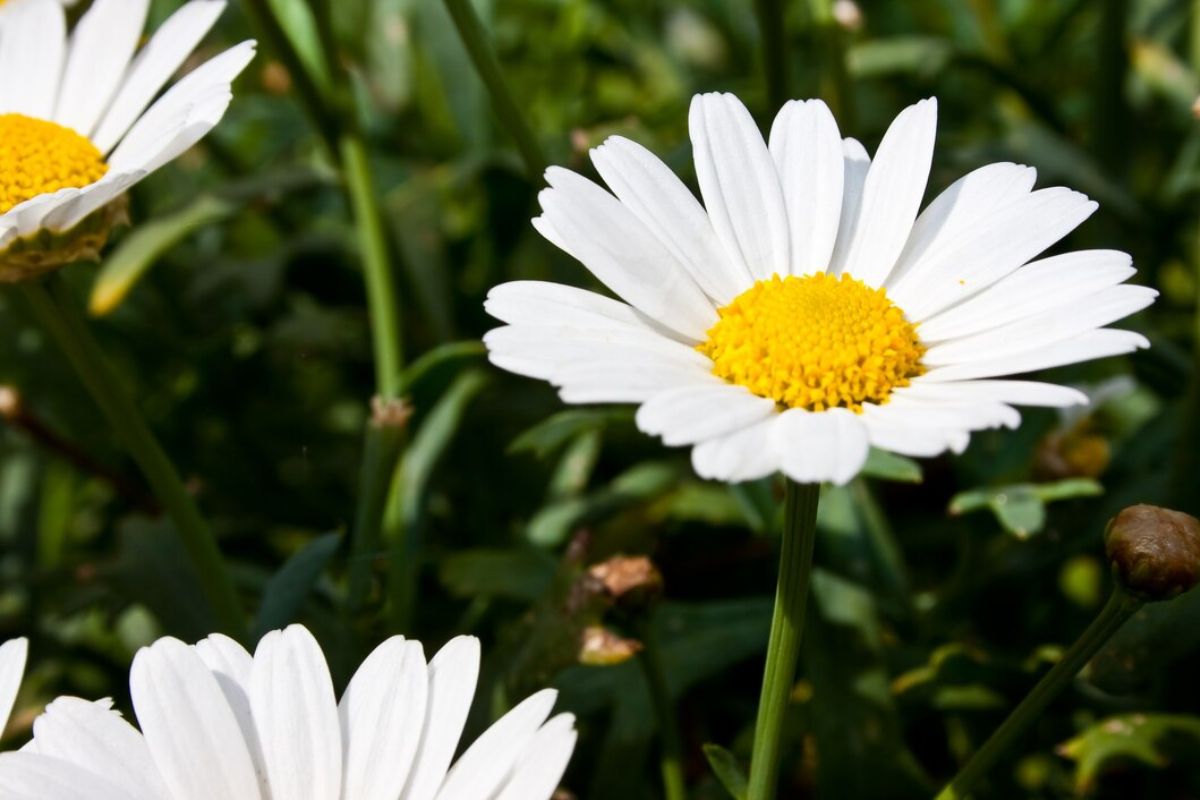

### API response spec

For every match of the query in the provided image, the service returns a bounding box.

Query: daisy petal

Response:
[194,634,270,798]
[918,250,1136,342]
[92,0,227,153]
[921,329,1150,383]
[536,168,716,339]
[901,379,1088,407]
[555,360,719,404]
[776,408,869,485]
[591,136,746,303]
[484,325,709,382]
[130,637,262,800]
[484,281,669,336]
[859,410,967,457]
[340,638,429,800]
[0,1,65,118]
[0,638,28,735]
[434,689,559,800]
[399,636,480,800]
[494,714,579,800]
[691,415,783,483]
[827,138,871,275]
[768,99,844,276]
[636,383,778,446]
[690,92,790,282]
[0,752,130,800]
[250,625,342,800]
[835,98,937,287]
[53,0,150,135]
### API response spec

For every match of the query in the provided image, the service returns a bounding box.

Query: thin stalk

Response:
[746,480,821,800]
[933,589,1143,800]
[755,0,788,111]
[640,620,687,800]
[1091,0,1130,176]
[441,0,546,179]
[341,133,404,399]
[20,276,245,639]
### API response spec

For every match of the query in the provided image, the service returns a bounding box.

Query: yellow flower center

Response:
[0,114,108,215]
[699,273,925,412]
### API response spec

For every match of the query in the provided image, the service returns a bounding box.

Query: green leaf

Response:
[399,341,486,394]
[948,479,1101,539]
[526,461,680,547]
[439,548,557,602]
[703,743,748,800]
[253,532,341,640]
[1058,714,1200,793]
[89,196,235,316]
[848,36,953,78]
[508,408,632,459]
[861,448,923,483]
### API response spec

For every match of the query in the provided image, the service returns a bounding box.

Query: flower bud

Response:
[587,555,664,613]
[1105,504,1200,601]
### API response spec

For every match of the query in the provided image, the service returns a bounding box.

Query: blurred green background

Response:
[2,0,1199,797]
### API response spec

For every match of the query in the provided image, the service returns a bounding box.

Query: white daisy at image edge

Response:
[0,625,577,800]
[484,94,1156,485]
[0,638,28,736]
[0,0,253,270]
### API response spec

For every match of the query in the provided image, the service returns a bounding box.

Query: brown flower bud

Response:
[587,555,664,612]
[1105,504,1200,601]
[578,625,642,666]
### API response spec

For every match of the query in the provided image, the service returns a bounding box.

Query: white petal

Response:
[775,408,870,485]
[554,360,719,404]
[827,138,871,275]
[689,92,790,282]
[858,411,965,457]
[53,0,150,135]
[923,285,1157,365]
[399,636,480,800]
[891,187,1098,321]
[484,324,709,382]
[28,697,166,800]
[40,171,144,233]
[834,98,937,287]
[340,638,429,800]
[194,633,270,797]
[434,689,558,800]
[882,392,1021,429]
[636,383,777,446]
[768,99,844,276]
[591,136,746,304]
[917,250,1136,342]
[250,625,342,800]
[484,281,671,337]
[494,714,578,800]
[536,168,716,340]
[920,328,1150,382]
[0,1,65,118]
[92,0,227,153]
[0,753,130,800]
[885,162,1037,289]
[0,638,27,735]
[900,379,1088,408]
[691,414,783,483]
[130,637,263,800]
[108,40,256,172]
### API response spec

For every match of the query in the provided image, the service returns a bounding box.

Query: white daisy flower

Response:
[0,638,28,736]
[0,625,577,800]
[484,94,1157,485]
[0,0,254,282]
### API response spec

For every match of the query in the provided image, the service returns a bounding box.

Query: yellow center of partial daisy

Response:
[699,273,925,412]
[0,114,108,215]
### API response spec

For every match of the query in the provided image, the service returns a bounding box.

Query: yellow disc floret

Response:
[0,114,108,215]
[699,272,925,412]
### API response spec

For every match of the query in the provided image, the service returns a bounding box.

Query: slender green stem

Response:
[20,276,245,639]
[341,134,405,399]
[747,480,821,800]
[933,589,1143,800]
[755,0,788,111]
[640,620,687,800]
[346,401,407,612]
[441,0,547,178]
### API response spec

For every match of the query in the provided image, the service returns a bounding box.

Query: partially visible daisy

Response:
[484,94,1156,485]
[0,638,27,736]
[0,0,254,281]
[0,625,577,800]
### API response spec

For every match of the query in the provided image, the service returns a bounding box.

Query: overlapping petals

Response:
[485,92,1155,485]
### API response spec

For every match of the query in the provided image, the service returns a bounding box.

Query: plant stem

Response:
[746,480,821,800]
[441,0,546,179]
[755,0,788,111]
[346,400,408,612]
[640,619,687,800]
[933,589,1143,800]
[20,276,245,639]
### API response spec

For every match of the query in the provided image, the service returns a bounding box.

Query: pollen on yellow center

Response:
[699,272,925,412]
[0,114,108,215]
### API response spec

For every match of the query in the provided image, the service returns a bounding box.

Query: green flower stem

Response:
[747,480,821,800]
[441,0,547,179]
[345,402,407,612]
[20,275,245,639]
[640,621,687,800]
[933,588,1143,800]
[755,0,789,111]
